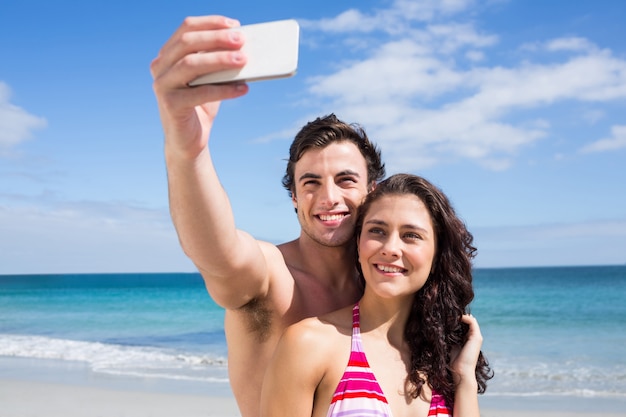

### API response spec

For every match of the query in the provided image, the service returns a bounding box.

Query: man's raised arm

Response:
[150,16,270,309]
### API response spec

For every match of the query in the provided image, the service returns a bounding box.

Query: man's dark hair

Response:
[282,114,385,198]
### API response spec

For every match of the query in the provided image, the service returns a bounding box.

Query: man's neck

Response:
[280,235,357,289]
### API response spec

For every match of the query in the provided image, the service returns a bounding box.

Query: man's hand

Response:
[150,15,250,161]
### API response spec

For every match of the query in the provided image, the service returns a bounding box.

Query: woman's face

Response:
[358,194,436,300]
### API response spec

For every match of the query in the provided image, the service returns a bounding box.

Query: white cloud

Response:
[0,199,194,274]
[583,109,605,124]
[545,37,598,53]
[466,50,485,62]
[295,4,626,171]
[0,82,47,152]
[579,125,626,153]
[392,0,476,20]
[302,9,373,33]
[299,0,477,34]
[470,55,624,107]
[426,23,497,53]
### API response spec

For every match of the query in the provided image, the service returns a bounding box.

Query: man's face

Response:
[291,141,370,247]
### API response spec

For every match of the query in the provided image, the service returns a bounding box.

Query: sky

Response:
[1,0,625,274]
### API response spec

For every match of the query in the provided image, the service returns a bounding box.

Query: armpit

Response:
[240,297,273,342]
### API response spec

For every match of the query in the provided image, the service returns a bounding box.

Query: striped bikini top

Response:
[326,303,453,417]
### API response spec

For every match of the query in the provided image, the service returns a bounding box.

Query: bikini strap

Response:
[351,303,362,352]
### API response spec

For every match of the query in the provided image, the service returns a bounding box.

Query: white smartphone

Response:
[189,19,300,86]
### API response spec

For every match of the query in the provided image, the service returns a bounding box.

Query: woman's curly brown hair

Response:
[355,173,493,406]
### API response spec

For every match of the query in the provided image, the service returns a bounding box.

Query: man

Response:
[150,15,385,417]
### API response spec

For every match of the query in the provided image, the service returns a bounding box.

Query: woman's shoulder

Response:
[272,305,353,394]
[278,304,353,355]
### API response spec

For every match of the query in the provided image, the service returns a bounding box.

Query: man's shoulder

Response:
[258,239,293,269]
[264,239,310,284]
[274,238,298,259]
[252,240,297,287]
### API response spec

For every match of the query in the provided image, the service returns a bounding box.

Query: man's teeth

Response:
[377,265,404,273]
[319,214,345,221]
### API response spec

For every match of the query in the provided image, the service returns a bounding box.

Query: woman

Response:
[261,174,492,417]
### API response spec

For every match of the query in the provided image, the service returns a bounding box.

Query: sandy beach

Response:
[1,379,239,417]
[0,356,239,417]
[3,343,626,417]
[2,374,625,417]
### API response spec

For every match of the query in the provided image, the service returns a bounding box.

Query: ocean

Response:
[1,266,625,412]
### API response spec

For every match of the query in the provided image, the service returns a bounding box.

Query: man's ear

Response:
[368,181,377,192]
[292,193,298,214]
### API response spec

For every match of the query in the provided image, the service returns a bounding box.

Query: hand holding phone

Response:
[189,19,300,86]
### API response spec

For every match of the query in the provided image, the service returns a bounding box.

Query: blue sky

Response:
[1,0,625,274]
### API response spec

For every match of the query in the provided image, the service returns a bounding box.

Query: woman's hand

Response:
[450,314,483,388]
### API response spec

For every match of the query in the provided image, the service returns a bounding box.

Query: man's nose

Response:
[319,182,340,208]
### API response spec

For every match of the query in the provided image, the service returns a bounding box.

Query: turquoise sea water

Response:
[1,266,625,410]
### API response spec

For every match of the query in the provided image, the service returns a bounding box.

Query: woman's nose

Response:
[380,235,401,258]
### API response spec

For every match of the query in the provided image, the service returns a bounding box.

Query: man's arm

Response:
[150,16,271,309]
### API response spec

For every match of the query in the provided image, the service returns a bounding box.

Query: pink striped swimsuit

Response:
[327,303,453,417]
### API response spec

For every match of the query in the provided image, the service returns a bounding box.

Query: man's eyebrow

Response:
[336,170,361,178]
[298,173,322,182]
[298,170,361,182]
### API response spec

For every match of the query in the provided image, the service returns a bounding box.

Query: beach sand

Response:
[2,377,625,417]
[1,357,624,417]
[0,379,240,417]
